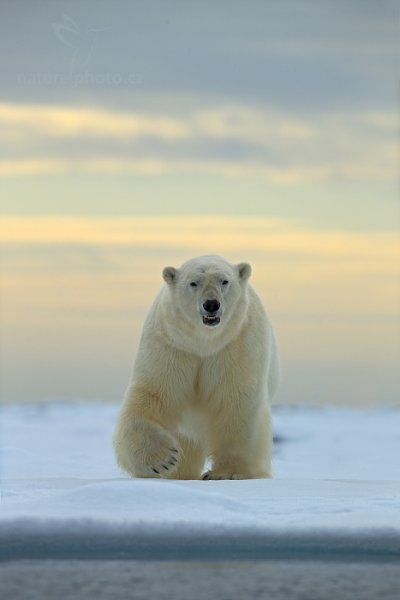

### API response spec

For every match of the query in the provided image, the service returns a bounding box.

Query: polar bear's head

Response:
[162,255,251,330]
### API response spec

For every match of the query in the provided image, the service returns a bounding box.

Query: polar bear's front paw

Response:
[147,446,180,477]
[118,418,182,478]
[201,470,250,480]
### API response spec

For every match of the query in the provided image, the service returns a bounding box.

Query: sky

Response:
[0,1,399,405]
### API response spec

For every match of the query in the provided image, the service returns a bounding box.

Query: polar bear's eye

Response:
[222,280,229,286]
[190,282,198,288]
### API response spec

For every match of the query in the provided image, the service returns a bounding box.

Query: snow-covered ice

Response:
[1,403,399,560]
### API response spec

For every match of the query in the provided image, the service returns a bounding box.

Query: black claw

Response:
[152,468,160,474]
[168,460,175,466]
[202,473,210,480]
[170,448,179,453]
[162,464,169,470]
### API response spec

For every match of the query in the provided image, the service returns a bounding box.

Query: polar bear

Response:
[113,255,279,480]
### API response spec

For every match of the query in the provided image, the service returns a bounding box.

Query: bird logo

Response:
[52,14,110,73]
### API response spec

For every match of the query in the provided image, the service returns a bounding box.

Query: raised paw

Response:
[115,417,182,478]
[149,447,180,477]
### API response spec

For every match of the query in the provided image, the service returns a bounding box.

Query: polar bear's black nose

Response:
[203,299,220,314]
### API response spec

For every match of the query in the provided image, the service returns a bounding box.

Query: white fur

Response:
[114,255,279,480]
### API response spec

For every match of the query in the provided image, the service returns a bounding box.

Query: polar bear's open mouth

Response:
[202,315,221,327]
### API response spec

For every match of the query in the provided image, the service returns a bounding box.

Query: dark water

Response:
[1,560,400,600]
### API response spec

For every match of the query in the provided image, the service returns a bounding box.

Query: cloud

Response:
[0,101,396,183]
[1,1,396,115]
[0,103,188,140]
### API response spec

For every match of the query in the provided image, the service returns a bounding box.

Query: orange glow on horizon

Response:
[1,214,399,402]
[1,215,399,260]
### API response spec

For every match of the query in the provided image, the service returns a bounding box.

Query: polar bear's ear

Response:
[162,266,178,285]
[237,262,252,281]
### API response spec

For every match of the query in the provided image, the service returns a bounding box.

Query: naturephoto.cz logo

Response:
[17,13,143,87]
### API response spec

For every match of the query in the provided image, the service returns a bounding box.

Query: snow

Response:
[1,403,400,560]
